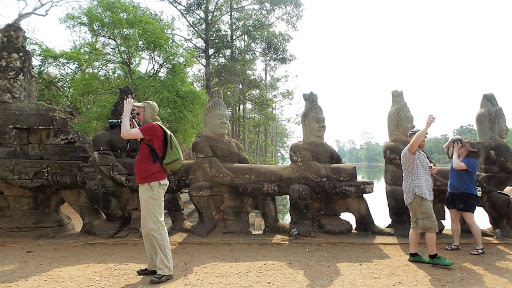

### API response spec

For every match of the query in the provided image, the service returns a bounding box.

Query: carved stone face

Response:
[205,110,230,136]
[497,116,510,140]
[304,111,326,141]
[401,112,415,140]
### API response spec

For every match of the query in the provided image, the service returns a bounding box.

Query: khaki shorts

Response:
[407,194,438,233]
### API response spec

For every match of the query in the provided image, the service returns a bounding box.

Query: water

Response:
[276,164,492,229]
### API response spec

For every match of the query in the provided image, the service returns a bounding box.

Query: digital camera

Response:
[451,138,463,145]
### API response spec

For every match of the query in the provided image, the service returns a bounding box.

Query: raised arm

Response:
[121,98,143,140]
[408,115,435,154]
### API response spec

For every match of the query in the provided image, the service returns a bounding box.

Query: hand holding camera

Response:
[450,136,464,154]
[108,98,138,129]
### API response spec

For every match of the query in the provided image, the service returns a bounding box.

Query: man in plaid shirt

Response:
[401,115,453,266]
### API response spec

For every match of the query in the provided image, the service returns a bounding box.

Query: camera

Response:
[108,112,137,129]
[108,119,123,129]
[451,138,463,145]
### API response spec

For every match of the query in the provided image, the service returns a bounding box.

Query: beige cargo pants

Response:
[139,179,173,275]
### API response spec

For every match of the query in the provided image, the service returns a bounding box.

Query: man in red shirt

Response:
[121,98,173,284]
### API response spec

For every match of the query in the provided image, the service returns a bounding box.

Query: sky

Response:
[2,0,512,148]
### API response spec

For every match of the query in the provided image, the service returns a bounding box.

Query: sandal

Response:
[445,244,460,251]
[470,247,485,255]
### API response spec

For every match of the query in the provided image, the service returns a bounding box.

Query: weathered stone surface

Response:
[0,23,96,237]
[0,160,15,179]
[0,110,22,127]
[13,160,47,179]
[0,23,36,104]
[0,196,8,209]
[0,182,30,196]
[6,195,35,211]
[0,127,18,144]
[13,113,69,129]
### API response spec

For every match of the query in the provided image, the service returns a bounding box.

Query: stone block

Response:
[28,144,42,159]
[50,129,82,144]
[0,145,17,158]
[47,161,81,173]
[0,196,8,208]
[0,127,17,144]
[4,179,50,189]
[7,195,35,210]
[0,160,14,179]
[13,160,47,180]
[40,145,90,161]
[12,112,68,129]
[28,128,50,144]
[0,182,31,196]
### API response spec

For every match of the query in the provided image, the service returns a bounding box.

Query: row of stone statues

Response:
[1,22,510,239]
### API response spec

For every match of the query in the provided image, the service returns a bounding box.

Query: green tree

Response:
[505,135,512,149]
[424,134,450,165]
[453,124,477,141]
[33,0,205,146]
[163,0,303,161]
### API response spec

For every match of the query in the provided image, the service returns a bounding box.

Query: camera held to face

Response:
[108,112,137,129]
[451,138,463,145]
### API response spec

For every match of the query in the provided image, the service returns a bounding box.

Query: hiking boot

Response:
[408,254,429,263]
[150,274,174,284]
[428,255,454,266]
[137,268,157,276]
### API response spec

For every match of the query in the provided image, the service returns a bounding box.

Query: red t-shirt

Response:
[134,123,167,184]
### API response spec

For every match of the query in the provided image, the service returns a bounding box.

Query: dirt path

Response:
[0,231,510,288]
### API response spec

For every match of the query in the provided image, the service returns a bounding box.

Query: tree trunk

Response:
[204,0,212,94]
[243,93,248,153]
[255,122,260,164]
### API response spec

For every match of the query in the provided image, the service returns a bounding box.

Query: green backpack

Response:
[143,123,183,171]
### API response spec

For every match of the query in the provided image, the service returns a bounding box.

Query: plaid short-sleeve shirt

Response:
[401,144,434,204]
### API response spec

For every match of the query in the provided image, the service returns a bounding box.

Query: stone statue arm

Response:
[234,140,250,164]
[191,139,241,187]
[289,143,328,181]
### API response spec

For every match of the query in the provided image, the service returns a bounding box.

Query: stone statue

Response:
[0,23,97,236]
[0,23,36,103]
[476,93,512,237]
[288,92,386,236]
[383,90,415,235]
[188,89,283,236]
[384,90,447,236]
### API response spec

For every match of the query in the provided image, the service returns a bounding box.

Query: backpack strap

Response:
[141,138,162,164]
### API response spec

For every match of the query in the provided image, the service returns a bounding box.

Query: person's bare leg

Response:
[409,228,421,253]
[462,212,483,248]
[449,209,461,245]
[425,232,437,255]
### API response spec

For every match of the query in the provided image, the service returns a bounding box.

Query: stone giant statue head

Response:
[387,90,415,142]
[301,92,326,142]
[476,93,510,141]
[202,88,230,136]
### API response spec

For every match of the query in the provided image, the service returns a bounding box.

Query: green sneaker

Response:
[428,255,454,266]
[149,274,174,284]
[408,254,429,263]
